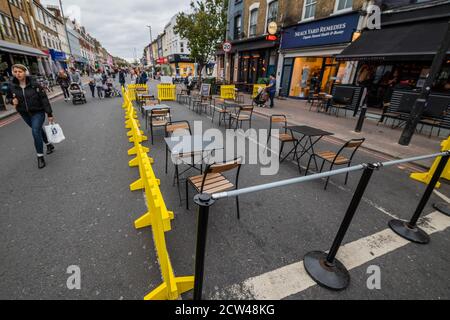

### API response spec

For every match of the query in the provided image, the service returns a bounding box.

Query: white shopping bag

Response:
[44,123,66,144]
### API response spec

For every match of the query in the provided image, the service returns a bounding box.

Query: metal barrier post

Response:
[193,193,215,300]
[389,153,450,244]
[304,163,378,291]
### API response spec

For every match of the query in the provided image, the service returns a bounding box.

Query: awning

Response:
[0,40,48,57]
[336,19,450,61]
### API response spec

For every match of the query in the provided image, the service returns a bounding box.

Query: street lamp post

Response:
[147,25,154,77]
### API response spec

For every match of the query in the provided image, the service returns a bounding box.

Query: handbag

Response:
[44,123,66,144]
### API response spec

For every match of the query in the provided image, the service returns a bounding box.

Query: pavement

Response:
[0,79,449,300]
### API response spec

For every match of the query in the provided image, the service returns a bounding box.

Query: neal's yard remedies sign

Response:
[281,13,360,50]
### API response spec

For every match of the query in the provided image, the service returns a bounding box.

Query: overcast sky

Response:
[41,0,191,61]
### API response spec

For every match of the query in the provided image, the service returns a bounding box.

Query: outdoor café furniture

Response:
[212,100,239,126]
[177,89,190,105]
[148,107,172,145]
[140,98,158,117]
[267,115,298,160]
[280,125,334,174]
[305,138,365,190]
[143,104,171,129]
[229,105,254,130]
[312,93,333,113]
[185,158,242,219]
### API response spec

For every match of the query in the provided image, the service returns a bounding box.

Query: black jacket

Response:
[7,77,53,117]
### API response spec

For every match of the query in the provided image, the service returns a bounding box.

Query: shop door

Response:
[280,58,294,97]
[320,58,340,93]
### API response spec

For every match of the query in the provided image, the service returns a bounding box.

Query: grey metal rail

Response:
[212,151,450,200]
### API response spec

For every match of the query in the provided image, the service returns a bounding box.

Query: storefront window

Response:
[289,57,323,97]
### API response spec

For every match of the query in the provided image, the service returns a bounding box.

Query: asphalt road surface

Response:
[1,81,449,300]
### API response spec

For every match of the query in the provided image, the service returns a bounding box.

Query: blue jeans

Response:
[20,112,48,155]
[269,91,276,108]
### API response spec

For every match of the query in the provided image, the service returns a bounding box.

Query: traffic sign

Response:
[223,41,232,53]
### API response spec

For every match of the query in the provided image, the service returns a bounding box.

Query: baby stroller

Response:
[104,80,122,98]
[69,83,87,105]
[253,86,269,108]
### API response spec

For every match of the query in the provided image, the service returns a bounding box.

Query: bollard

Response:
[193,193,216,300]
[304,163,378,291]
[354,106,367,133]
[389,153,450,244]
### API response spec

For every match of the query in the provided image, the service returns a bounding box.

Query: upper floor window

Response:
[9,0,23,10]
[0,13,15,39]
[335,0,353,13]
[15,21,31,43]
[249,9,258,37]
[267,0,279,25]
[302,0,317,20]
[234,14,242,39]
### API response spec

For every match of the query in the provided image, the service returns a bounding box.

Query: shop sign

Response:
[281,13,360,50]
[223,41,232,53]
[268,22,278,35]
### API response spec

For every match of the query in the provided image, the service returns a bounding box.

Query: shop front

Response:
[337,12,450,109]
[168,54,194,78]
[278,12,361,98]
[0,40,49,77]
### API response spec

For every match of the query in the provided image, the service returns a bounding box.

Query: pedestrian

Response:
[56,69,71,102]
[130,69,138,84]
[93,70,104,99]
[119,68,126,88]
[88,80,96,98]
[266,74,277,108]
[138,69,148,85]
[7,64,55,169]
[185,72,193,96]
[69,67,82,86]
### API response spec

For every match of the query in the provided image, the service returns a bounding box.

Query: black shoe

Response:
[38,156,46,169]
[46,144,55,155]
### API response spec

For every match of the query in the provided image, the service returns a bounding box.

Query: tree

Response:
[174,0,228,80]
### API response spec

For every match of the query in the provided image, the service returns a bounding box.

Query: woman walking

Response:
[56,69,71,102]
[93,70,104,99]
[7,64,55,169]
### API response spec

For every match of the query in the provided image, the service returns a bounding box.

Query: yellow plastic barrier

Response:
[220,85,236,100]
[410,136,450,188]
[253,84,267,98]
[157,84,176,101]
[121,89,194,300]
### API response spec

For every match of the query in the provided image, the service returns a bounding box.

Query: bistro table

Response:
[142,104,171,130]
[280,126,334,174]
[164,135,223,193]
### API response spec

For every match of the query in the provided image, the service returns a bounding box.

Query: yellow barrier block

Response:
[410,136,450,187]
[253,84,267,98]
[220,85,236,100]
[157,84,176,101]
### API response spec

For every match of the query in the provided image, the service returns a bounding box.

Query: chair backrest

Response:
[151,108,170,118]
[239,105,254,117]
[200,158,243,193]
[270,115,288,133]
[165,121,191,137]
[336,138,365,162]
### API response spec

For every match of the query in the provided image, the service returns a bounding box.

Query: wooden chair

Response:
[211,100,231,126]
[266,115,298,160]
[148,108,171,145]
[306,138,365,190]
[229,105,254,130]
[185,158,243,219]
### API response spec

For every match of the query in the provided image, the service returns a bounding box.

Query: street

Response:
[1,80,449,300]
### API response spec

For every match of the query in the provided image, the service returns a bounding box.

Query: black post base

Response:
[304,251,350,291]
[433,202,450,217]
[388,219,430,244]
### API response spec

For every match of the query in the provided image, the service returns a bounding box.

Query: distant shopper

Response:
[119,68,126,88]
[138,70,148,84]
[69,67,82,86]
[267,74,277,108]
[7,64,55,169]
[56,69,71,101]
[88,80,96,98]
[93,70,104,99]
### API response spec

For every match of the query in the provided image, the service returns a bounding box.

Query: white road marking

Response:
[213,211,450,300]
[433,190,450,204]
